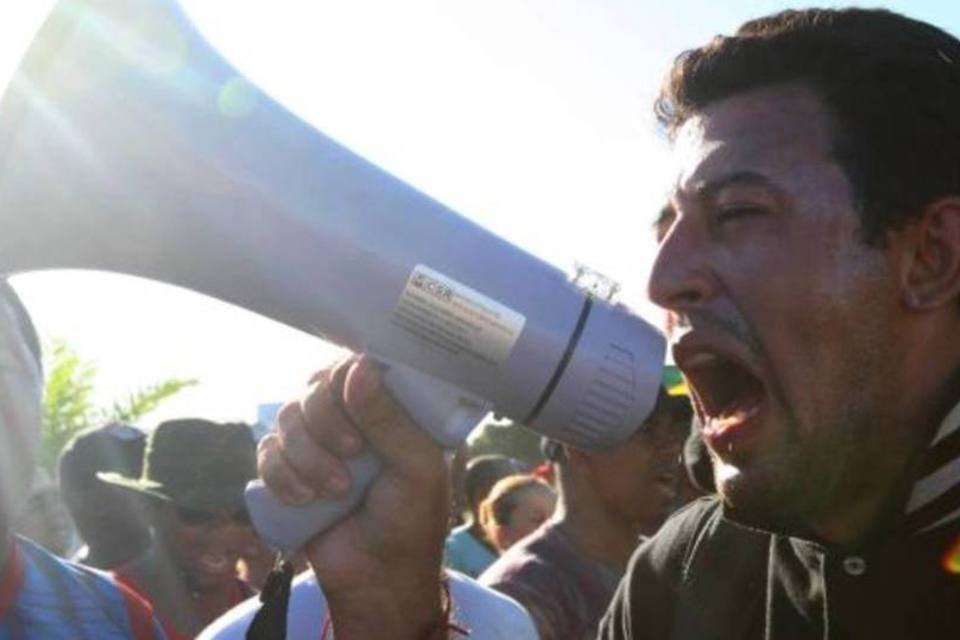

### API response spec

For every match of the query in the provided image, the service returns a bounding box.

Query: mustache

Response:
[669,309,765,362]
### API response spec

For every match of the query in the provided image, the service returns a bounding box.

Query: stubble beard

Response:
[712,408,816,533]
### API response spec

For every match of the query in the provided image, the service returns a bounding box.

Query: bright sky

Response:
[2,0,958,427]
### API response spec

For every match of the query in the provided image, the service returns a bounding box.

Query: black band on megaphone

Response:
[522,295,593,426]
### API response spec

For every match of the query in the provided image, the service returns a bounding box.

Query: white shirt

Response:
[199,569,539,640]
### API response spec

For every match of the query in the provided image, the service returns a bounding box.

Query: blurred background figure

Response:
[0,280,163,637]
[446,444,470,526]
[479,475,556,553]
[443,454,526,577]
[480,387,693,640]
[101,418,258,640]
[235,529,275,592]
[13,468,76,558]
[58,422,152,569]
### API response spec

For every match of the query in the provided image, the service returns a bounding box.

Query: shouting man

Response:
[601,9,960,639]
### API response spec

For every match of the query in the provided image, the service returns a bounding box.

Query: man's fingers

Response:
[257,433,317,505]
[275,401,353,498]
[341,356,445,478]
[261,354,446,509]
[301,362,365,459]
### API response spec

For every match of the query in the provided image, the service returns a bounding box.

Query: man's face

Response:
[649,83,908,529]
[155,504,253,591]
[0,294,42,541]
[584,409,686,535]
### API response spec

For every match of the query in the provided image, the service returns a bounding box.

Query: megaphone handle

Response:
[245,453,382,554]
[245,362,490,553]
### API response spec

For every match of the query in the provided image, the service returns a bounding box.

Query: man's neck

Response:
[809,370,960,545]
[553,483,639,570]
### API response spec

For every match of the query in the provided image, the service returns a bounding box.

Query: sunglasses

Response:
[175,505,251,526]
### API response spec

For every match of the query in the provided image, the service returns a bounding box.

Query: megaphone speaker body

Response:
[0,0,666,551]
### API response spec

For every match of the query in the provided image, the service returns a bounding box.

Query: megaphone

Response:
[0,0,666,552]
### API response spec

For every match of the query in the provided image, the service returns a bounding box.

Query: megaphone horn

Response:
[0,0,665,551]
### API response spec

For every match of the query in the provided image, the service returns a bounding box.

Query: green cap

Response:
[98,418,256,514]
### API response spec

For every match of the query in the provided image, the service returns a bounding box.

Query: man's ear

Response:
[898,197,960,311]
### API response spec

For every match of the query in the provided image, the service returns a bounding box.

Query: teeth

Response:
[703,404,760,436]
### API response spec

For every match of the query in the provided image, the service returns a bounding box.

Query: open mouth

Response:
[679,351,766,440]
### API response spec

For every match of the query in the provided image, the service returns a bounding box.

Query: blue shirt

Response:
[0,537,164,640]
[444,524,498,579]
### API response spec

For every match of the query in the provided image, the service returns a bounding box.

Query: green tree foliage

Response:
[40,339,197,473]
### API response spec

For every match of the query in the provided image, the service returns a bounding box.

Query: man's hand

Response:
[258,355,449,639]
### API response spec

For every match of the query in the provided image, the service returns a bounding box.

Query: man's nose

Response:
[647,217,716,314]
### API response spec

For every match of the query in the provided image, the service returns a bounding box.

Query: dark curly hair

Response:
[656,8,960,243]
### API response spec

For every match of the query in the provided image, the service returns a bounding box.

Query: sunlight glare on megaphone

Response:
[0,0,666,552]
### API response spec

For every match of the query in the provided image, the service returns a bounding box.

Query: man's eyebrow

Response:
[677,171,780,200]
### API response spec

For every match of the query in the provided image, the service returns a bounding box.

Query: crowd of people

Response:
[1,336,696,640]
[1,4,960,639]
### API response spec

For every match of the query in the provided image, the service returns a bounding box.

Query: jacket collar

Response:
[902,399,960,536]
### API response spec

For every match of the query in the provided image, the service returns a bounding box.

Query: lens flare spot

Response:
[943,535,960,575]
[218,76,258,118]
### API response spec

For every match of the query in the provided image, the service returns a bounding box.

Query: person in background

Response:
[59,423,152,570]
[102,418,258,640]
[443,454,525,577]
[478,474,556,553]
[235,531,276,593]
[480,388,692,640]
[0,281,162,638]
[14,468,76,558]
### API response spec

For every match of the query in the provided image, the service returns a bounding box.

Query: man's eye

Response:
[716,205,766,224]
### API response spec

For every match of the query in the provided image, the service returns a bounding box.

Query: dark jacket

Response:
[598,403,960,640]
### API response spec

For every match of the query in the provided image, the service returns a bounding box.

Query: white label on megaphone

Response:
[392,264,526,368]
